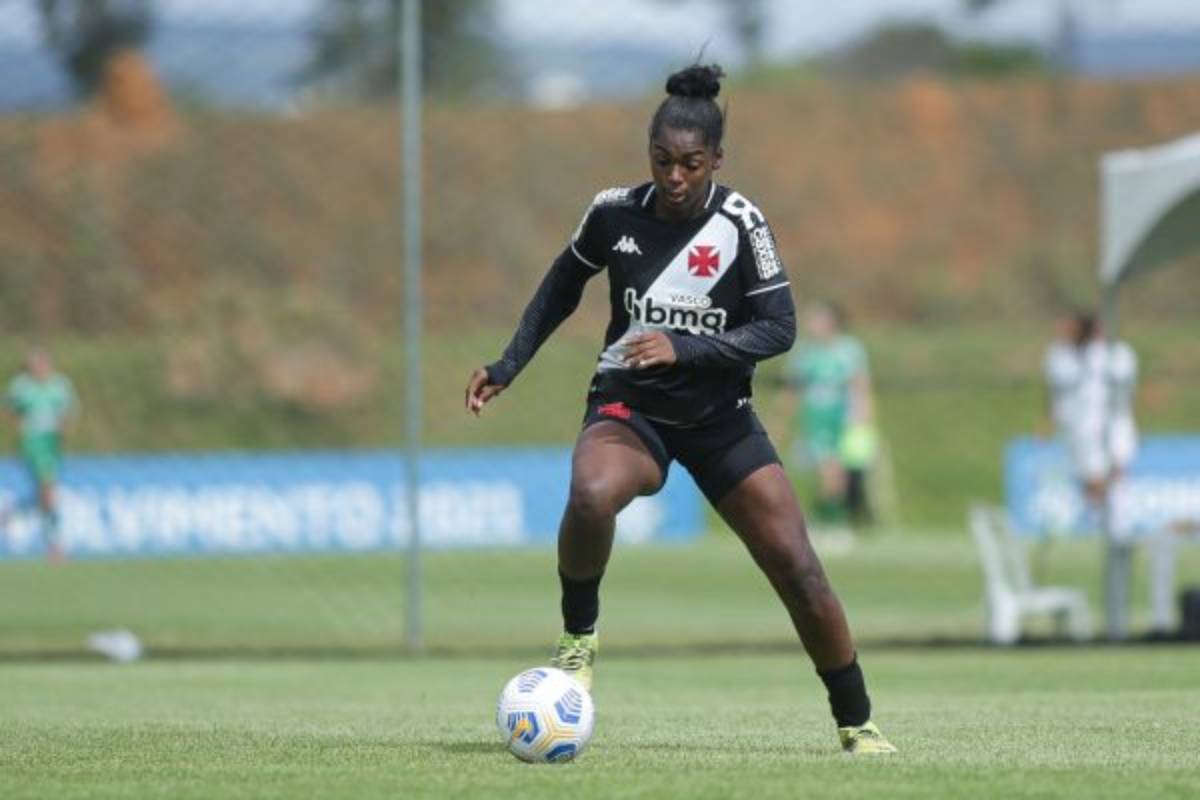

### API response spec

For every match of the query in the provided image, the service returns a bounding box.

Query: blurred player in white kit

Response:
[1043,311,1138,509]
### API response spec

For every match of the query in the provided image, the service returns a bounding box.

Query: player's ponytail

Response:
[650,63,727,150]
[665,64,723,101]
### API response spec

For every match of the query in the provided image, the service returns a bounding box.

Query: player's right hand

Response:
[465,367,506,417]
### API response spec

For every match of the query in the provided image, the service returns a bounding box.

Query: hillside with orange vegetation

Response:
[3,77,1199,341]
[3,77,1199,516]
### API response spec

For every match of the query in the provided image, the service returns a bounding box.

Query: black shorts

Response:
[582,400,781,506]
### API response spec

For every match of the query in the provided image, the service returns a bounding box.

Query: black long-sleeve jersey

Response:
[486,182,796,426]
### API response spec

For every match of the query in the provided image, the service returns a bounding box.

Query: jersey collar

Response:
[639,181,718,213]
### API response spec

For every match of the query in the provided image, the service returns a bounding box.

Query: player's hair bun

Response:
[665,64,724,101]
[650,63,727,148]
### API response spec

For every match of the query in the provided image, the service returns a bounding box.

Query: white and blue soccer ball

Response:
[496,667,595,763]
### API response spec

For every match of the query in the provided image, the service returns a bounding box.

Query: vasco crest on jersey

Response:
[687,245,720,277]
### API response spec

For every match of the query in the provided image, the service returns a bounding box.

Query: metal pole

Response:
[401,0,424,654]
[1100,284,1129,641]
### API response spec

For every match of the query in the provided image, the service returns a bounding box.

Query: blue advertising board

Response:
[0,449,703,560]
[1006,435,1200,538]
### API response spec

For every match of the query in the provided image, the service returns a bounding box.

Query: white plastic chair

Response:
[969,504,1093,644]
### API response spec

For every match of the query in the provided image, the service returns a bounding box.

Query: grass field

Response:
[3,647,1200,799]
[3,534,1198,656]
[3,535,1200,797]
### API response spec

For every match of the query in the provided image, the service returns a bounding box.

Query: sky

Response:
[498,0,1200,58]
[2,0,1200,53]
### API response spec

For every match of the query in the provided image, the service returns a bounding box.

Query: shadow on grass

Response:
[1,634,1194,664]
[429,740,503,756]
[609,740,831,758]
[421,738,837,761]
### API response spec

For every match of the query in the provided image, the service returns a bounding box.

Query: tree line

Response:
[34,0,1059,102]
[34,0,501,100]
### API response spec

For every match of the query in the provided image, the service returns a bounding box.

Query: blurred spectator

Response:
[4,349,78,562]
[1043,312,1138,510]
[781,302,877,529]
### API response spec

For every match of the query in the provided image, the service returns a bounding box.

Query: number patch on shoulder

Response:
[750,225,782,280]
[721,191,766,231]
[723,191,779,279]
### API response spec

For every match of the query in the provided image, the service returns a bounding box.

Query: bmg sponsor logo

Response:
[624,289,727,335]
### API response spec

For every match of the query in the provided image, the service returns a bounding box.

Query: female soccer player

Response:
[5,348,77,562]
[1043,312,1138,509]
[464,64,895,754]
[782,302,876,529]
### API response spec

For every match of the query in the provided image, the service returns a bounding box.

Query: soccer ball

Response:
[496,667,595,763]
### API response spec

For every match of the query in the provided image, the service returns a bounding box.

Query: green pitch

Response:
[1,534,1196,656]
[0,535,975,655]
[3,536,1199,797]
[3,647,1199,799]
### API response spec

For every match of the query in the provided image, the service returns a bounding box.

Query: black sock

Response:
[817,656,871,727]
[559,570,603,635]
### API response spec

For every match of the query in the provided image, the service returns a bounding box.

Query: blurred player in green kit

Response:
[5,348,78,561]
[782,303,876,529]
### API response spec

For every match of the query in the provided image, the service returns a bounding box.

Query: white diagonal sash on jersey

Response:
[597,213,740,371]
[644,213,738,301]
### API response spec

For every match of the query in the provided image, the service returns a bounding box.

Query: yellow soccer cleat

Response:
[551,632,598,692]
[838,721,897,755]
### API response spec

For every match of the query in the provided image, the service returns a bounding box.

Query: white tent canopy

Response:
[1100,132,1200,287]
[1097,130,1200,640]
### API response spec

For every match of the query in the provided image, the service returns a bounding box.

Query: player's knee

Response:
[791,562,834,608]
[567,472,627,522]
[758,537,829,603]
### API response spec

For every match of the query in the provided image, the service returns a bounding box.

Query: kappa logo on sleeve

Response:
[612,236,642,255]
[592,186,632,206]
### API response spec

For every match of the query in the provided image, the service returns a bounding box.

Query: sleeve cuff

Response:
[666,332,697,366]
[485,362,516,387]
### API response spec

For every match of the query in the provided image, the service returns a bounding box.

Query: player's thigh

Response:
[718,462,804,538]
[22,453,57,495]
[717,463,818,576]
[569,420,665,513]
[1069,433,1109,486]
[1109,417,1137,470]
[818,457,845,493]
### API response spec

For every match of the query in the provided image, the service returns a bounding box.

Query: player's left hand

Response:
[624,331,677,370]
